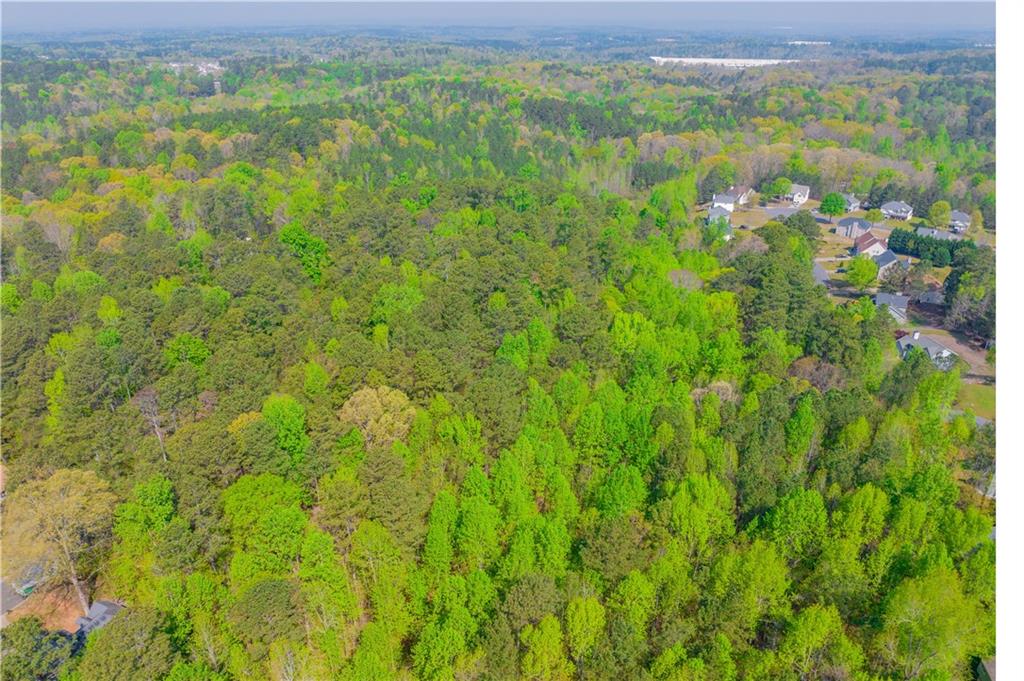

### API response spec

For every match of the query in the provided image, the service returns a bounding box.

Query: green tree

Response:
[928,200,952,228]
[76,608,176,681]
[819,192,846,222]
[520,614,574,681]
[0,616,72,681]
[565,596,606,667]
[877,569,985,680]
[2,470,118,616]
[846,255,878,291]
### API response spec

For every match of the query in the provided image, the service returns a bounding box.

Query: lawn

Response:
[956,383,995,421]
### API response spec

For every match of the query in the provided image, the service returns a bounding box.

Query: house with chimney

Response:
[896,331,960,370]
[854,231,888,257]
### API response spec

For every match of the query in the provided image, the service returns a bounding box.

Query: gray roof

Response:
[712,193,736,204]
[838,217,872,229]
[77,601,123,635]
[708,206,732,221]
[875,292,910,310]
[881,200,912,213]
[789,183,810,196]
[812,262,829,285]
[916,227,959,241]
[897,333,959,369]
[950,210,971,225]
[873,249,907,270]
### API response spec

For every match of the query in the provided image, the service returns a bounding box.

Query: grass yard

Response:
[956,383,995,421]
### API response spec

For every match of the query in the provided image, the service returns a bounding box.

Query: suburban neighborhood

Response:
[700,183,993,425]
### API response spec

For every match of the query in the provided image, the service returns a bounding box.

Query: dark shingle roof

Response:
[875,292,910,310]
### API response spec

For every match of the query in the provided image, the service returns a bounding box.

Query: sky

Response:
[2,2,995,37]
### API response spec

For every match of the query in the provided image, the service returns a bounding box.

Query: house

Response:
[727,185,755,206]
[708,206,732,223]
[873,249,910,278]
[915,226,961,241]
[949,210,971,232]
[854,232,888,257]
[976,658,995,681]
[880,200,913,220]
[784,183,810,206]
[836,217,873,239]
[711,192,736,212]
[841,193,861,212]
[76,601,123,637]
[874,292,910,323]
[896,331,960,370]
[917,288,946,306]
[812,262,830,286]
[706,207,734,241]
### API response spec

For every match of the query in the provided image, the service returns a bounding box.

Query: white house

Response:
[785,184,810,206]
[711,193,736,212]
[896,331,959,370]
[854,232,888,257]
[842,193,861,212]
[727,185,755,206]
[873,250,910,279]
[875,292,910,323]
[836,217,872,239]
[949,210,971,232]
[881,200,913,220]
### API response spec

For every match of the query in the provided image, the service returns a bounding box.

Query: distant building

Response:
[854,231,888,257]
[917,288,946,306]
[949,210,971,233]
[976,657,995,681]
[915,226,961,241]
[837,217,873,239]
[881,200,913,220]
[711,193,736,211]
[842,193,861,212]
[76,601,123,637]
[708,205,732,223]
[785,184,810,206]
[874,292,910,323]
[727,185,755,206]
[873,249,910,278]
[896,331,959,370]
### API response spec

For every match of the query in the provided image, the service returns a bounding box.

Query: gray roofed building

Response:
[881,200,913,220]
[708,206,732,222]
[785,183,810,205]
[711,193,737,210]
[916,226,960,241]
[873,249,910,278]
[917,289,945,306]
[841,193,861,211]
[896,331,960,370]
[977,657,995,681]
[836,217,872,239]
[950,210,971,232]
[76,601,123,636]
[874,292,910,322]
[812,262,829,285]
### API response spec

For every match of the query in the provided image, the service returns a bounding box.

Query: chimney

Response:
[913,331,921,340]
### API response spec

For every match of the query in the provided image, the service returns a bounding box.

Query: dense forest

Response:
[0,29,995,681]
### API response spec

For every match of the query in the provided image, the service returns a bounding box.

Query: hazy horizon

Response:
[2,2,996,39]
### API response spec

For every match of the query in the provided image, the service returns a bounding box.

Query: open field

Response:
[957,383,995,420]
